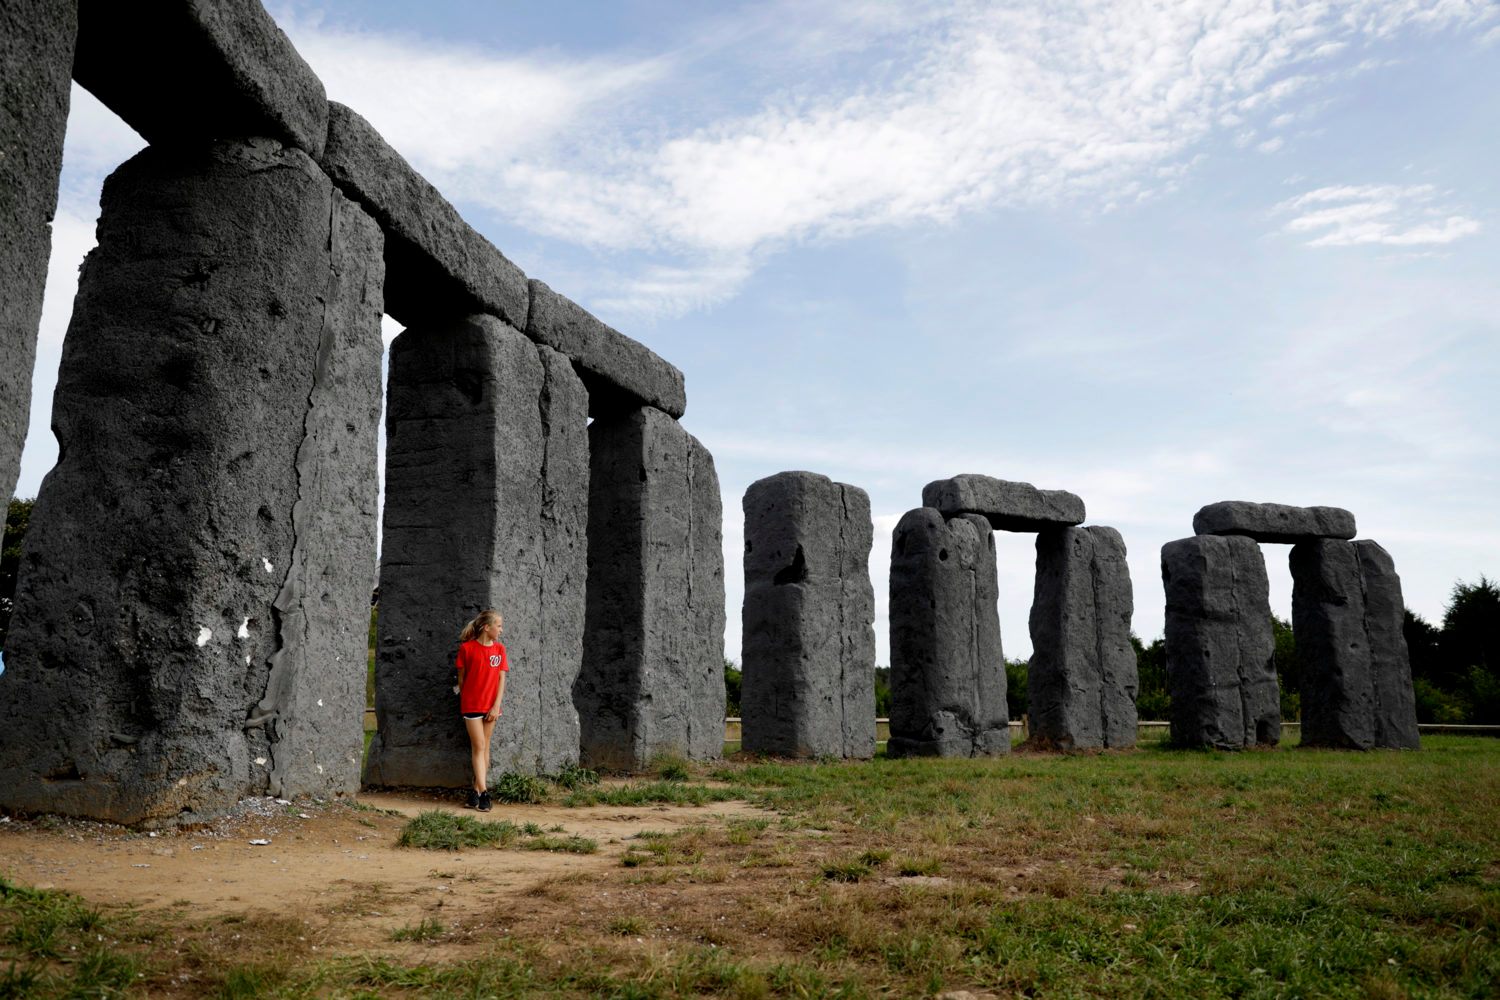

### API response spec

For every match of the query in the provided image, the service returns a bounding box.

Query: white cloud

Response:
[1278,183,1482,246]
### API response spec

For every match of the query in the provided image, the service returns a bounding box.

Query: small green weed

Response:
[521,834,598,854]
[608,916,646,935]
[551,764,600,789]
[491,771,549,804]
[390,918,446,942]
[396,810,518,850]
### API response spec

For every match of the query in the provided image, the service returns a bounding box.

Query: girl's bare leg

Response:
[465,717,489,791]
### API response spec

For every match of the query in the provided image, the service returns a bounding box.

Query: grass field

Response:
[3,736,1497,998]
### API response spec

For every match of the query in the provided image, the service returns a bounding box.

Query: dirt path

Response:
[0,788,776,957]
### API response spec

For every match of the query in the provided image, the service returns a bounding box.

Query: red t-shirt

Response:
[456,640,507,714]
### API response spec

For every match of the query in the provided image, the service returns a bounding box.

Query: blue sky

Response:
[18,0,1499,662]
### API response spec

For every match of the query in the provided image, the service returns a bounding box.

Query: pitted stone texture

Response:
[921,475,1084,532]
[1193,501,1355,544]
[527,280,687,419]
[740,472,876,759]
[1291,539,1375,749]
[578,407,725,770]
[1162,535,1280,749]
[888,509,1009,757]
[0,0,75,501]
[364,317,589,786]
[1354,542,1420,750]
[73,0,327,156]
[1028,527,1138,750]
[320,102,529,331]
[0,139,383,824]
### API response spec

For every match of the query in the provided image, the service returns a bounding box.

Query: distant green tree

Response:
[1403,610,1442,684]
[1132,634,1168,721]
[872,666,891,718]
[1005,658,1028,720]
[1271,615,1298,721]
[1439,577,1499,685]
[724,659,742,717]
[0,498,35,651]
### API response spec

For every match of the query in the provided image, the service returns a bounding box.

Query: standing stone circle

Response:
[0,139,384,823]
[740,472,876,759]
[888,509,1010,757]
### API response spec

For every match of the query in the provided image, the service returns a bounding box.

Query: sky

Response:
[17,0,1500,663]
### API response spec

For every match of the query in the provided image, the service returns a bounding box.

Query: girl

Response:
[455,609,507,810]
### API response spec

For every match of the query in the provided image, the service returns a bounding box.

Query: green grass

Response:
[3,737,1497,998]
[562,780,749,808]
[395,810,596,855]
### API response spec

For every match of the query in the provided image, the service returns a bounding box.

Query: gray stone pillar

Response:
[364,316,588,785]
[1162,535,1279,748]
[888,509,1009,757]
[1355,541,1420,750]
[1028,526,1137,749]
[578,406,724,770]
[0,139,384,824]
[0,0,76,500]
[740,471,876,759]
[1291,539,1375,749]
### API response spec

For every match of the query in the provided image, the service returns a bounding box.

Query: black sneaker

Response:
[477,790,492,812]
[464,789,479,810]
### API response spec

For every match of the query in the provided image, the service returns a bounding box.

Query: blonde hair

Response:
[458,609,502,643]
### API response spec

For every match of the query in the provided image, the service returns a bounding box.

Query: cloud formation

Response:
[1277,184,1482,247]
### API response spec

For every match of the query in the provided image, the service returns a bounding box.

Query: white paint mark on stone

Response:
[317,699,323,707]
[177,778,188,786]
[255,757,267,766]
[238,618,250,639]
[263,558,273,573]
[316,764,324,774]
[196,627,212,647]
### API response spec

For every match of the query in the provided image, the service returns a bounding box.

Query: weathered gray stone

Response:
[740,472,876,759]
[0,0,75,501]
[319,102,530,331]
[1354,541,1420,750]
[1193,501,1355,543]
[527,280,687,419]
[363,316,589,786]
[72,0,327,156]
[888,509,1009,757]
[578,407,724,770]
[0,139,383,824]
[1028,527,1138,749]
[1162,535,1279,749]
[921,475,1085,532]
[1291,539,1375,749]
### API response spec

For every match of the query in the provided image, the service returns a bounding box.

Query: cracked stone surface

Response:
[1354,541,1421,750]
[527,279,687,419]
[72,0,328,157]
[1162,535,1280,749]
[1193,501,1355,543]
[1027,526,1137,750]
[0,139,383,824]
[578,407,725,771]
[888,508,1009,758]
[364,316,588,785]
[1291,539,1376,749]
[0,0,75,502]
[740,471,876,759]
[921,475,1085,532]
[319,102,530,331]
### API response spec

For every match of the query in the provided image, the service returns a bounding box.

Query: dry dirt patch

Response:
[0,788,777,957]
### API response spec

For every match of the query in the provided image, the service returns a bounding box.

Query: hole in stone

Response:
[938,548,949,561]
[744,540,753,554]
[638,465,648,483]
[43,762,82,783]
[160,354,197,390]
[773,545,808,585]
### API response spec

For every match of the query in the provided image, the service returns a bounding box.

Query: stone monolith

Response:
[740,472,876,759]
[1027,526,1137,749]
[922,475,1085,531]
[1291,539,1375,749]
[1193,501,1355,543]
[363,316,588,786]
[0,139,384,824]
[578,407,725,770]
[888,509,1009,757]
[1354,541,1421,749]
[1162,535,1280,749]
[1,0,76,502]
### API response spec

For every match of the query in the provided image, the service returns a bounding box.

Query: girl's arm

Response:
[488,671,506,721]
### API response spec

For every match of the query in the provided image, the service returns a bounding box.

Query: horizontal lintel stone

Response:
[1192,501,1355,543]
[921,474,1084,532]
[73,0,328,157]
[319,101,530,330]
[527,280,686,419]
